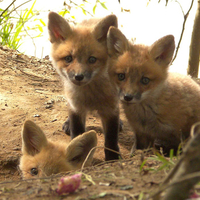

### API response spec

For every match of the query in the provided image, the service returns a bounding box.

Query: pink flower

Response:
[188,192,200,199]
[56,173,82,195]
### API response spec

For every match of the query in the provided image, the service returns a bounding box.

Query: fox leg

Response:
[100,111,120,161]
[64,111,86,139]
[63,112,123,136]
[130,132,154,156]
[154,132,181,155]
[62,118,70,135]
[135,132,154,150]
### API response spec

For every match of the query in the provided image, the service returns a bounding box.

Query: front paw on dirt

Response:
[62,118,70,136]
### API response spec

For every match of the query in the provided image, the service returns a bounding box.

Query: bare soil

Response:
[0,45,170,199]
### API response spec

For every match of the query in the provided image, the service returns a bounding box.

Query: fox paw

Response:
[62,118,70,136]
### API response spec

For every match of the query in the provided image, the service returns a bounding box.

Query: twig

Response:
[1,0,32,22]
[0,0,16,18]
[171,0,194,64]
[98,189,136,198]
[0,0,33,26]
[69,0,93,17]
[14,6,37,57]
[7,0,33,17]
[81,146,121,172]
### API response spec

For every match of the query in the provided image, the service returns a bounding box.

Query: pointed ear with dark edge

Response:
[48,12,72,43]
[93,14,118,42]
[107,26,129,57]
[66,130,97,167]
[149,35,175,68]
[21,120,48,156]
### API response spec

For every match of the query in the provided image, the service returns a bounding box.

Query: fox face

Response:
[48,12,118,87]
[19,120,97,179]
[107,27,175,104]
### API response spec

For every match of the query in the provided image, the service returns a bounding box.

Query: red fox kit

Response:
[19,120,97,179]
[107,27,200,154]
[48,12,120,160]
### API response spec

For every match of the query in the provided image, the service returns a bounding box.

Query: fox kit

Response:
[19,120,97,179]
[107,27,200,154]
[48,12,120,160]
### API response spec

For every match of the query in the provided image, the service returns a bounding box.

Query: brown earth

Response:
[0,45,174,199]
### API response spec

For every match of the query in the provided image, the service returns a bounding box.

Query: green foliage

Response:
[93,0,107,14]
[138,192,144,200]
[58,10,70,17]
[0,0,108,52]
[0,0,44,50]
[149,151,175,171]
[140,149,176,173]
[62,0,108,19]
[0,8,18,49]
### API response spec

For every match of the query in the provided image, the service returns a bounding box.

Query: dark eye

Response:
[65,55,73,63]
[88,56,97,64]
[141,77,150,85]
[31,168,38,176]
[118,73,125,81]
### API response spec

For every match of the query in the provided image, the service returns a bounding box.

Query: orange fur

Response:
[19,120,97,179]
[48,12,120,160]
[48,13,119,115]
[108,27,200,154]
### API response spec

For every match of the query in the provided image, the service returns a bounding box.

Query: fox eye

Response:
[118,73,125,81]
[141,77,150,85]
[31,168,38,176]
[65,55,73,63]
[88,56,97,64]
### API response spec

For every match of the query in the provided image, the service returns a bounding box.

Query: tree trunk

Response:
[187,0,200,78]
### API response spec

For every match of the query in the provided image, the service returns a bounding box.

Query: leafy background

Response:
[0,0,199,76]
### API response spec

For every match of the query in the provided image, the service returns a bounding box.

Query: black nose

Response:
[124,94,133,102]
[75,74,84,81]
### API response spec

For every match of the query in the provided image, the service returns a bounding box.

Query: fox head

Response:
[107,27,175,103]
[19,120,97,179]
[48,12,118,86]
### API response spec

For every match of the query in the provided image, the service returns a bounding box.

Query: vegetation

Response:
[0,0,107,51]
[0,0,42,50]
[140,149,177,174]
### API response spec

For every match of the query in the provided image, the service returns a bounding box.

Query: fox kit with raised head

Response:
[48,12,120,160]
[19,120,97,179]
[107,27,200,154]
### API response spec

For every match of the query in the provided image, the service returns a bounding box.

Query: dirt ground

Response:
[0,45,174,199]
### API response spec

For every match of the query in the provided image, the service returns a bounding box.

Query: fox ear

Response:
[48,12,72,43]
[66,130,97,167]
[93,14,118,42]
[149,35,175,68]
[21,120,48,156]
[107,26,129,57]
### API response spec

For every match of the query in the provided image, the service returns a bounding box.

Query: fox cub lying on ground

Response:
[48,12,120,160]
[19,120,97,179]
[107,27,200,154]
